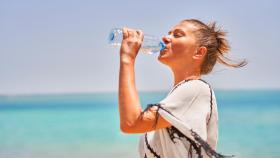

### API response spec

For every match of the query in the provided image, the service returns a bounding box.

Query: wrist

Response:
[120,55,135,65]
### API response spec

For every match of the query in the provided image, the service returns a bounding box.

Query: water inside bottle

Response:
[140,47,160,54]
[108,28,164,54]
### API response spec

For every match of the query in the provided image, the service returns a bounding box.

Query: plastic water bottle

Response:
[108,28,166,54]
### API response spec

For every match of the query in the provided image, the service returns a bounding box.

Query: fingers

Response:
[136,29,144,42]
[122,27,143,40]
[122,27,128,39]
[128,30,135,38]
[122,27,135,39]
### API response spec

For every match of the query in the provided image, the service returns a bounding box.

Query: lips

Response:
[160,44,170,56]
[160,48,168,56]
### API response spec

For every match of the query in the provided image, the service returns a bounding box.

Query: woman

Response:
[118,19,247,158]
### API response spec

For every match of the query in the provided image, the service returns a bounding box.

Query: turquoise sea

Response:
[0,90,280,158]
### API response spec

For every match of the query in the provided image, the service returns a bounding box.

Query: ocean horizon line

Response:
[1,88,280,97]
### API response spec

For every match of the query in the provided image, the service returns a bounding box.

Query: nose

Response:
[162,35,172,44]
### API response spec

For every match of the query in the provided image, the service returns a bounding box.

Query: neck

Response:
[171,66,201,86]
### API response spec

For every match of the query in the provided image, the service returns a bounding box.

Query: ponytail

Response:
[183,19,247,75]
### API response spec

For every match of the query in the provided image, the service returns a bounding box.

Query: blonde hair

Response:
[183,19,247,75]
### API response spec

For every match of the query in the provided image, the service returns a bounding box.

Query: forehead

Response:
[170,21,197,33]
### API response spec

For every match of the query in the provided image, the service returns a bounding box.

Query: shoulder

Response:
[170,79,211,95]
[161,79,211,103]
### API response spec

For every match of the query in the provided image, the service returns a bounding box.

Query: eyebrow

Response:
[168,29,185,35]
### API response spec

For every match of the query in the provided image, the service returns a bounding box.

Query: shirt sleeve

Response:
[157,79,212,140]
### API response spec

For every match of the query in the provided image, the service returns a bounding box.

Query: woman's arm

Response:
[118,28,171,133]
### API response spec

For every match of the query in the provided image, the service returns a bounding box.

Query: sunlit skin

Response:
[118,21,207,133]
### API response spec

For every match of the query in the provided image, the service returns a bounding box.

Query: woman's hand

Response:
[120,27,144,64]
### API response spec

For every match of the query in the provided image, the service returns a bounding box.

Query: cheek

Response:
[172,44,186,54]
[172,39,197,57]
[171,42,189,58]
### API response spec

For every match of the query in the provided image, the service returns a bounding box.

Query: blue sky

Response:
[1,0,280,95]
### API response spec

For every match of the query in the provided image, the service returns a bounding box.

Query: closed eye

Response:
[173,33,183,37]
[168,29,185,38]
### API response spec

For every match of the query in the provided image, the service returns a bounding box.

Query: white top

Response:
[138,79,219,158]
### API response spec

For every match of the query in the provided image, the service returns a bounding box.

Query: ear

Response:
[193,46,207,60]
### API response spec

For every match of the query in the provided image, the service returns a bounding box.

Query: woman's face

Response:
[158,21,199,67]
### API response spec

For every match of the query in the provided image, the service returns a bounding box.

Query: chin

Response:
[158,49,174,65]
[157,55,169,66]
